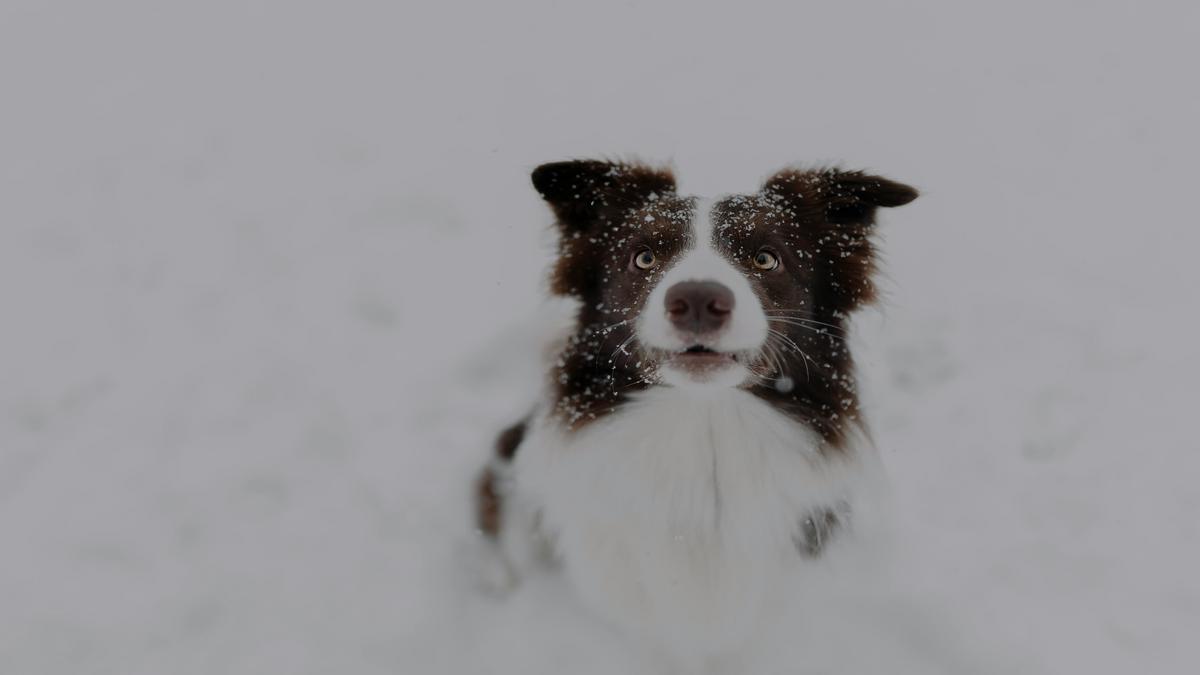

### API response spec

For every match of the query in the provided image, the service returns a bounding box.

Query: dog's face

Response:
[533,160,916,436]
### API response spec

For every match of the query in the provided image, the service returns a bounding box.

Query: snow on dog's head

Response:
[533,160,917,440]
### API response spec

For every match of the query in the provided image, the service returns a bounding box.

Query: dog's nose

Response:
[665,281,734,334]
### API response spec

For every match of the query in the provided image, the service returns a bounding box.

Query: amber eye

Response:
[753,249,780,271]
[632,248,657,270]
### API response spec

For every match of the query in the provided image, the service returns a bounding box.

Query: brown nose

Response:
[665,281,734,334]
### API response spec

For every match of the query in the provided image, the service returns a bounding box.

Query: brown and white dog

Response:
[475,159,918,660]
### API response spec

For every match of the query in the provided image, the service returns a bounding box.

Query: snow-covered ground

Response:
[2,1,1198,673]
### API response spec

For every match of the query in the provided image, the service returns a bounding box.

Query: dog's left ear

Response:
[763,168,918,226]
[764,168,918,314]
[532,159,676,232]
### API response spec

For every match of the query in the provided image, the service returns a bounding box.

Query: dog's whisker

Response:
[763,346,789,385]
[766,328,805,354]
[762,313,848,332]
[764,316,848,335]
[766,329,814,382]
[608,334,637,362]
[767,318,848,343]
[765,339,797,385]
[748,344,780,383]
[764,342,787,377]
[593,319,631,336]
[772,347,788,376]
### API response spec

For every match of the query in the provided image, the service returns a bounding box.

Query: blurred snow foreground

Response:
[3,0,1200,674]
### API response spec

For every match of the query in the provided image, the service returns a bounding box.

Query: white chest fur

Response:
[512,387,873,656]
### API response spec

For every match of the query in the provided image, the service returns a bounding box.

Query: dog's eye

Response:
[632,248,657,270]
[752,249,780,271]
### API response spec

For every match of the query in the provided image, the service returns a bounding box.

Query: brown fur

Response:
[474,419,528,537]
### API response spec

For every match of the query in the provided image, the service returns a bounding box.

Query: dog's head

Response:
[534,160,916,440]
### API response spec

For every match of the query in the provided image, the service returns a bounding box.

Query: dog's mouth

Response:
[636,340,752,386]
[668,344,738,369]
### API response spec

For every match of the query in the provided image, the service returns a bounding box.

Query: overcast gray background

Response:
[2,1,1198,673]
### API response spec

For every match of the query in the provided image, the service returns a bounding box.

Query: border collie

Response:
[475,159,918,661]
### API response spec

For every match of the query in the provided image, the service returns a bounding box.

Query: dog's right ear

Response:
[532,160,676,232]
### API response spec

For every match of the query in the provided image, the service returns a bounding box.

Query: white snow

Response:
[1,1,1198,673]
